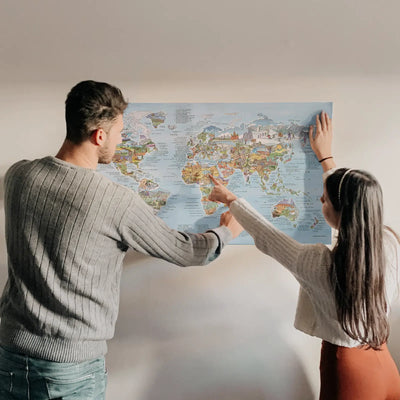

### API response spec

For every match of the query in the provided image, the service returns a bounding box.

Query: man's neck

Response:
[55,140,98,169]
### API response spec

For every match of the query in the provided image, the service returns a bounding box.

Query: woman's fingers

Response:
[325,112,332,130]
[316,113,321,131]
[315,111,332,135]
[320,111,326,131]
[209,174,219,185]
[209,174,225,186]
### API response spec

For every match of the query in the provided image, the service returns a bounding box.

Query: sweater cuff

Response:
[207,225,233,253]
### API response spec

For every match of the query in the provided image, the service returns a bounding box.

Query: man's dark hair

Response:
[65,80,128,144]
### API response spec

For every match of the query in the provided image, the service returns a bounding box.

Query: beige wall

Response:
[1,1,400,399]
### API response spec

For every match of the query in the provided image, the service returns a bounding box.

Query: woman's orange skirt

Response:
[320,340,400,400]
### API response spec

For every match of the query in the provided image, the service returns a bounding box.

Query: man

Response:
[0,80,242,399]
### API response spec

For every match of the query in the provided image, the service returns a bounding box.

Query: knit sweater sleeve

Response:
[118,191,233,267]
[230,198,331,281]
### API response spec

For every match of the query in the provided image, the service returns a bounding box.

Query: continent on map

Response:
[146,112,166,128]
[138,189,170,211]
[139,178,159,191]
[112,117,170,210]
[182,124,297,215]
[181,163,221,215]
[114,140,157,167]
[272,199,299,222]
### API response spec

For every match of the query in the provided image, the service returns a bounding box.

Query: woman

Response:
[209,112,400,400]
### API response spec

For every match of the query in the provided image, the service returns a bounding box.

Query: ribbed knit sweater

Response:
[0,156,232,362]
[230,198,400,347]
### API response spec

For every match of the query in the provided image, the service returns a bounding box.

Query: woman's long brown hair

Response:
[326,168,389,349]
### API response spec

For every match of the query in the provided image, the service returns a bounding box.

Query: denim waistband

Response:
[0,345,105,376]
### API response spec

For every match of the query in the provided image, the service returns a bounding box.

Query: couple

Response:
[0,80,399,400]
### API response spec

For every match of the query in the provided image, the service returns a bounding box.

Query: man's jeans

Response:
[0,346,107,399]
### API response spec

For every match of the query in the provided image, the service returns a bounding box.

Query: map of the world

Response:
[97,103,332,244]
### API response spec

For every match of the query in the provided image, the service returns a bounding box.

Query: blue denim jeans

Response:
[0,346,107,399]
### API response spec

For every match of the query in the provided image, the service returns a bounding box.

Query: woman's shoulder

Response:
[301,242,333,267]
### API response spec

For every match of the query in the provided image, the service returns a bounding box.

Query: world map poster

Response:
[97,103,332,245]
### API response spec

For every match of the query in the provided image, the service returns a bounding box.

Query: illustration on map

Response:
[97,103,332,244]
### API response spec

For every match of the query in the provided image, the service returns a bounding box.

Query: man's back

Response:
[1,156,133,361]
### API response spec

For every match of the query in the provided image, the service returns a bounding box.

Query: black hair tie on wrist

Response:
[318,156,333,163]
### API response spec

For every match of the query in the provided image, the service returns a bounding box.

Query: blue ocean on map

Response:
[97,102,332,245]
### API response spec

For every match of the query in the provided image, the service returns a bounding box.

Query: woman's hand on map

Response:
[219,211,243,239]
[308,111,336,172]
[309,111,332,160]
[209,175,238,206]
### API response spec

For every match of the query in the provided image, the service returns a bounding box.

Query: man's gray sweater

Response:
[0,156,232,362]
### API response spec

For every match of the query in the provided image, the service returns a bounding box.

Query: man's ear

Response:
[91,128,107,146]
